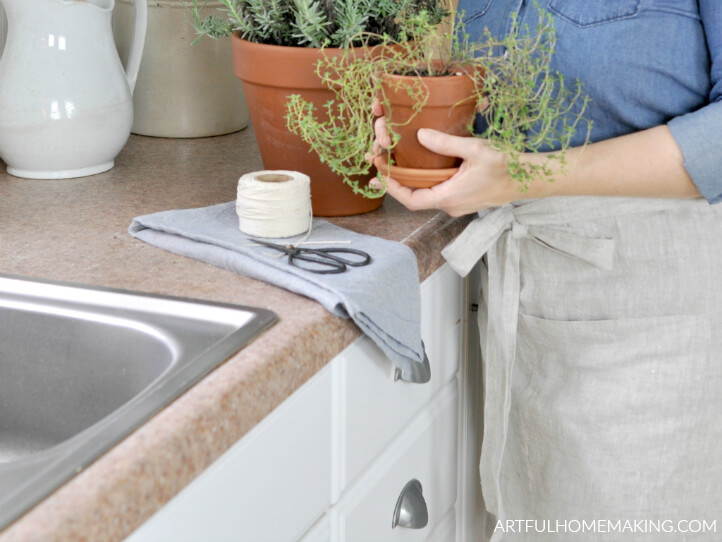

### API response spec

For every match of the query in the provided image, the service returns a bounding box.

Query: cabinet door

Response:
[337,264,463,495]
[125,365,333,542]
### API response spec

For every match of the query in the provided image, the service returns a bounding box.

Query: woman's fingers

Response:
[385,177,441,211]
[368,110,391,162]
[375,116,391,149]
[371,156,455,211]
[417,128,479,160]
[372,172,432,209]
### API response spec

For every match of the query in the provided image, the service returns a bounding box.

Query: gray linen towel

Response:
[129,201,429,383]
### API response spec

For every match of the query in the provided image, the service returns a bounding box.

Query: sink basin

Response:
[0,274,277,530]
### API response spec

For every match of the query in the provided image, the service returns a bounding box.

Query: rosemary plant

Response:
[285,6,592,196]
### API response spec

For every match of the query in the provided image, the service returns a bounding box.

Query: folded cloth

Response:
[129,202,430,383]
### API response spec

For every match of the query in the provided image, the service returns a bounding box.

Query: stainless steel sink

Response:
[0,274,277,530]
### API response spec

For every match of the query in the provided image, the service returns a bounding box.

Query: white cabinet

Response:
[125,365,333,542]
[126,264,479,542]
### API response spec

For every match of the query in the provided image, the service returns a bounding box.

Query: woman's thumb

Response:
[417,128,476,159]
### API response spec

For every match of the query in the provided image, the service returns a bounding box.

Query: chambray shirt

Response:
[458,0,722,203]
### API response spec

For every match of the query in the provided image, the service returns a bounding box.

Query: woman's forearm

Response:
[373,125,702,216]
[521,125,701,200]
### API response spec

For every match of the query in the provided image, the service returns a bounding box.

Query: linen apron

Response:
[443,196,722,541]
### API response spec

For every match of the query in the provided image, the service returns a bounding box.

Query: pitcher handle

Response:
[125,0,147,94]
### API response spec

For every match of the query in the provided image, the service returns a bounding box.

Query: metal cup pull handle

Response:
[392,479,429,529]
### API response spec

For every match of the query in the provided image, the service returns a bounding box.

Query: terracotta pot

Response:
[381,67,478,170]
[231,35,383,217]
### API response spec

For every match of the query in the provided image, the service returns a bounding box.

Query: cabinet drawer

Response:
[126,365,333,542]
[336,381,459,542]
[338,264,462,493]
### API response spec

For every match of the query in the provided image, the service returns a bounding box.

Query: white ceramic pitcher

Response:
[0,0,146,179]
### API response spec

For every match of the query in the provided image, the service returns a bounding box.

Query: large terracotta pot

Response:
[381,68,478,170]
[231,35,383,217]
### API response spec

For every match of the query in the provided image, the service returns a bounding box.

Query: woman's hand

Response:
[367,100,538,217]
[378,129,531,216]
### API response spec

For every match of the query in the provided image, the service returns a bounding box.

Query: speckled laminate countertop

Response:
[0,129,470,542]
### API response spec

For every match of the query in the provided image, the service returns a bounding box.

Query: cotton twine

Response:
[235,170,312,238]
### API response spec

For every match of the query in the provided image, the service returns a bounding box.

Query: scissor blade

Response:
[248,238,295,255]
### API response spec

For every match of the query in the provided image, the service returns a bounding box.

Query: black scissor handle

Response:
[289,251,347,274]
[310,247,372,267]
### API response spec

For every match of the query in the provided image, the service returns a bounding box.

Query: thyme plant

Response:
[477,16,591,188]
[285,6,592,196]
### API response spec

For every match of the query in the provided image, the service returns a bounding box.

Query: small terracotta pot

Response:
[381,67,478,170]
[231,35,383,217]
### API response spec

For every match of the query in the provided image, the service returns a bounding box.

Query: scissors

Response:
[250,238,372,274]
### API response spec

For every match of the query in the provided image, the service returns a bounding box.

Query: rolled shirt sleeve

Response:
[668,1,722,204]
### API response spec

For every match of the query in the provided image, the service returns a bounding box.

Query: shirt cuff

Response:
[668,101,722,204]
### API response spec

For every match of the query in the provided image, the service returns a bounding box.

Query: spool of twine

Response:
[236,170,312,238]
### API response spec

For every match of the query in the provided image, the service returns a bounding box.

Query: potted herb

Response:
[191,0,448,216]
[285,5,591,194]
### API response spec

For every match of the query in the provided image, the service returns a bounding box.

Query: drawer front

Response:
[339,264,463,493]
[126,365,333,542]
[337,381,459,542]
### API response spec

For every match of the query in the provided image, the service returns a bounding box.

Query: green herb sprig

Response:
[285,4,592,196]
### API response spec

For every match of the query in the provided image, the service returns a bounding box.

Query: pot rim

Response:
[380,67,480,108]
[231,33,386,89]
[382,60,480,79]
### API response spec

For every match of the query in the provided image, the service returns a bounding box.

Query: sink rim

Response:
[0,273,278,531]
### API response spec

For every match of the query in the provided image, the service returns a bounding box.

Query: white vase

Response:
[113,0,249,138]
[0,0,147,179]
[0,5,7,57]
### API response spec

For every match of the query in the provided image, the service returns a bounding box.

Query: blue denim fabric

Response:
[458,0,722,203]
